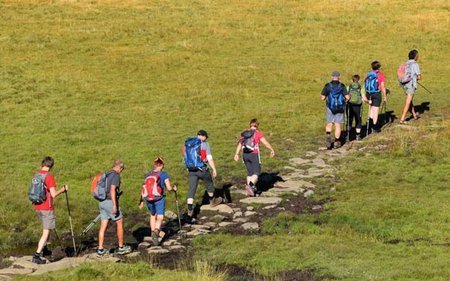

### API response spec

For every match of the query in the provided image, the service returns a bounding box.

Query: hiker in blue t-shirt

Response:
[139,157,176,246]
[399,50,422,124]
[321,71,349,149]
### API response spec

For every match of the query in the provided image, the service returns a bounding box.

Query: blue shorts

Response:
[146,197,165,216]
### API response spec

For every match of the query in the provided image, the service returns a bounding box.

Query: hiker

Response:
[364,61,387,133]
[139,157,176,246]
[96,160,131,256]
[234,118,275,196]
[183,130,222,218]
[31,156,68,264]
[399,49,422,124]
[347,74,364,141]
[320,71,349,149]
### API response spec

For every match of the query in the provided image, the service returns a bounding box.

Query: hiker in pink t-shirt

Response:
[234,119,275,196]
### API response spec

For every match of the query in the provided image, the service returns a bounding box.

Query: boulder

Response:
[244,211,257,217]
[137,241,151,250]
[200,204,234,215]
[241,223,259,231]
[146,247,169,255]
[240,197,282,205]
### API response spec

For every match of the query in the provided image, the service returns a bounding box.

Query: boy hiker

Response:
[321,71,349,149]
[183,130,222,218]
[96,160,131,256]
[30,156,68,264]
[347,74,364,141]
[364,61,387,133]
[234,119,275,196]
[399,49,422,124]
[139,157,176,246]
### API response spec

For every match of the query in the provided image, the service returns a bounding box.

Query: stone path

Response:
[0,148,349,280]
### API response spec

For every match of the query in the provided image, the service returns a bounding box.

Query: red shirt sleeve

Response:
[377,71,386,84]
[254,130,264,144]
[45,173,56,190]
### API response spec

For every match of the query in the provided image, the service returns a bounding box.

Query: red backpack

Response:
[141,172,163,202]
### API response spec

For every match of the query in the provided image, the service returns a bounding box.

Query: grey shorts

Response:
[243,153,261,176]
[326,107,344,124]
[402,82,416,95]
[36,210,56,230]
[187,169,215,199]
[99,200,123,221]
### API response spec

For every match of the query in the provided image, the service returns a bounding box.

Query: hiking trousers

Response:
[349,104,362,129]
[187,168,215,199]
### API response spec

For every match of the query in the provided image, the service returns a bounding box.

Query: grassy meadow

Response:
[0,0,449,280]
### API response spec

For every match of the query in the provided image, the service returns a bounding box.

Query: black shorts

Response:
[366,92,381,107]
[243,153,261,176]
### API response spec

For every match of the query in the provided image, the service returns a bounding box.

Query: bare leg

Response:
[98,220,109,249]
[334,123,341,140]
[371,106,380,125]
[37,229,50,253]
[116,218,124,247]
[155,215,164,231]
[401,94,413,121]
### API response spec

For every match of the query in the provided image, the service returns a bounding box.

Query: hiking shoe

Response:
[117,245,132,255]
[151,231,160,246]
[209,197,223,207]
[245,184,255,197]
[333,141,342,149]
[326,135,332,150]
[32,253,46,265]
[355,134,362,141]
[96,248,108,256]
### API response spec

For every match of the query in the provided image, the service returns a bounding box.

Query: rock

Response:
[263,205,277,210]
[244,211,257,217]
[318,146,328,151]
[162,239,180,246]
[330,187,336,192]
[200,204,234,215]
[138,242,151,250]
[10,256,39,270]
[0,267,34,275]
[234,217,248,223]
[240,197,282,205]
[165,210,177,220]
[241,223,259,231]
[31,257,91,275]
[305,151,318,157]
[311,157,327,167]
[233,211,243,219]
[304,190,315,198]
[0,274,12,280]
[204,222,217,228]
[190,224,211,231]
[218,222,236,227]
[186,229,211,237]
[147,247,170,255]
[246,206,254,211]
[169,245,186,251]
[312,205,323,211]
[143,236,153,243]
[290,157,311,165]
[211,214,226,222]
[126,252,141,258]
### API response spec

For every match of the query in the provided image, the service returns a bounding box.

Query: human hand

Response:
[138,201,143,209]
[173,185,177,192]
[270,150,275,158]
[212,169,217,178]
[234,154,239,162]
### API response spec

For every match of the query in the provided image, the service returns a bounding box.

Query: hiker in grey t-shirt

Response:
[400,49,422,124]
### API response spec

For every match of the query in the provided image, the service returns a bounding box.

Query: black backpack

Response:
[241,130,256,153]
[28,173,47,204]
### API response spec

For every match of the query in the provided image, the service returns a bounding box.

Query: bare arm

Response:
[49,185,68,198]
[234,142,243,161]
[207,157,217,178]
[260,137,275,157]
[164,178,176,192]
[110,184,117,214]
[380,81,387,101]
[321,95,326,101]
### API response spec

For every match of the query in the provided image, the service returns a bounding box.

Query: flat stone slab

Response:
[244,211,257,217]
[233,217,249,223]
[270,186,305,194]
[125,252,142,258]
[290,157,311,165]
[138,241,151,250]
[276,180,315,189]
[9,256,39,270]
[0,274,12,280]
[304,190,315,198]
[162,240,180,246]
[168,245,186,251]
[263,204,277,210]
[31,257,91,275]
[241,222,259,231]
[240,197,282,205]
[146,247,170,255]
[305,151,318,157]
[0,268,34,275]
[218,222,236,227]
[200,204,234,214]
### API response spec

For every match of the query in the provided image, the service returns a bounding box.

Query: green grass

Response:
[0,0,449,280]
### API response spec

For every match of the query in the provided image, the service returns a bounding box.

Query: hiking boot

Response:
[355,134,362,141]
[96,248,108,256]
[32,253,46,265]
[326,135,332,150]
[117,245,132,255]
[209,197,223,207]
[151,231,160,246]
[333,141,342,149]
[245,184,255,197]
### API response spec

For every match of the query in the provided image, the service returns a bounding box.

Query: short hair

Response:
[249,118,259,128]
[408,49,418,60]
[371,61,381,70]
[112,159,125,169]
[153,157,164,167]
[41,156,54,168]
[352,74,360,82]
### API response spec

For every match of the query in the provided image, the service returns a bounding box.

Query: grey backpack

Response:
[28,173,47,204]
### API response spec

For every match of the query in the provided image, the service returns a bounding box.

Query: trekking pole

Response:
[64,188,77,254]
[174,188,182,232]
[346,102,350,143]
[366,97,371,136]
[81,214,101,236]
[418,82,433,94]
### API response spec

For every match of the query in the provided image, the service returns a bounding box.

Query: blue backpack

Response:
[28,173,47,204]
[184,137,204,169]
[327,83,345,114]
[365,71,380,94]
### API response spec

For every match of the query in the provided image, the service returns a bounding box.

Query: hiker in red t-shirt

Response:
[32,156,68,264]
[364,61,388,133]
[234,119,275,196]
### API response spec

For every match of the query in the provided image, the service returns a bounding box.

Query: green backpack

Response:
[348,82,362,105]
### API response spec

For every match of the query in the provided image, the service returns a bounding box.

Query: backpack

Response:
[364,71,380,94]
[184,137,204,169]
[141,172,164,202]
[91,172,111,201]
[241,130,256,153]
[348,82,362,105]
[28,173,47,204]
[397,61,412,84]
[326,83,345,114]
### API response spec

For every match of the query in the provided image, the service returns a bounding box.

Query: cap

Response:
[331,71,340,77]
[197,130,208,138]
